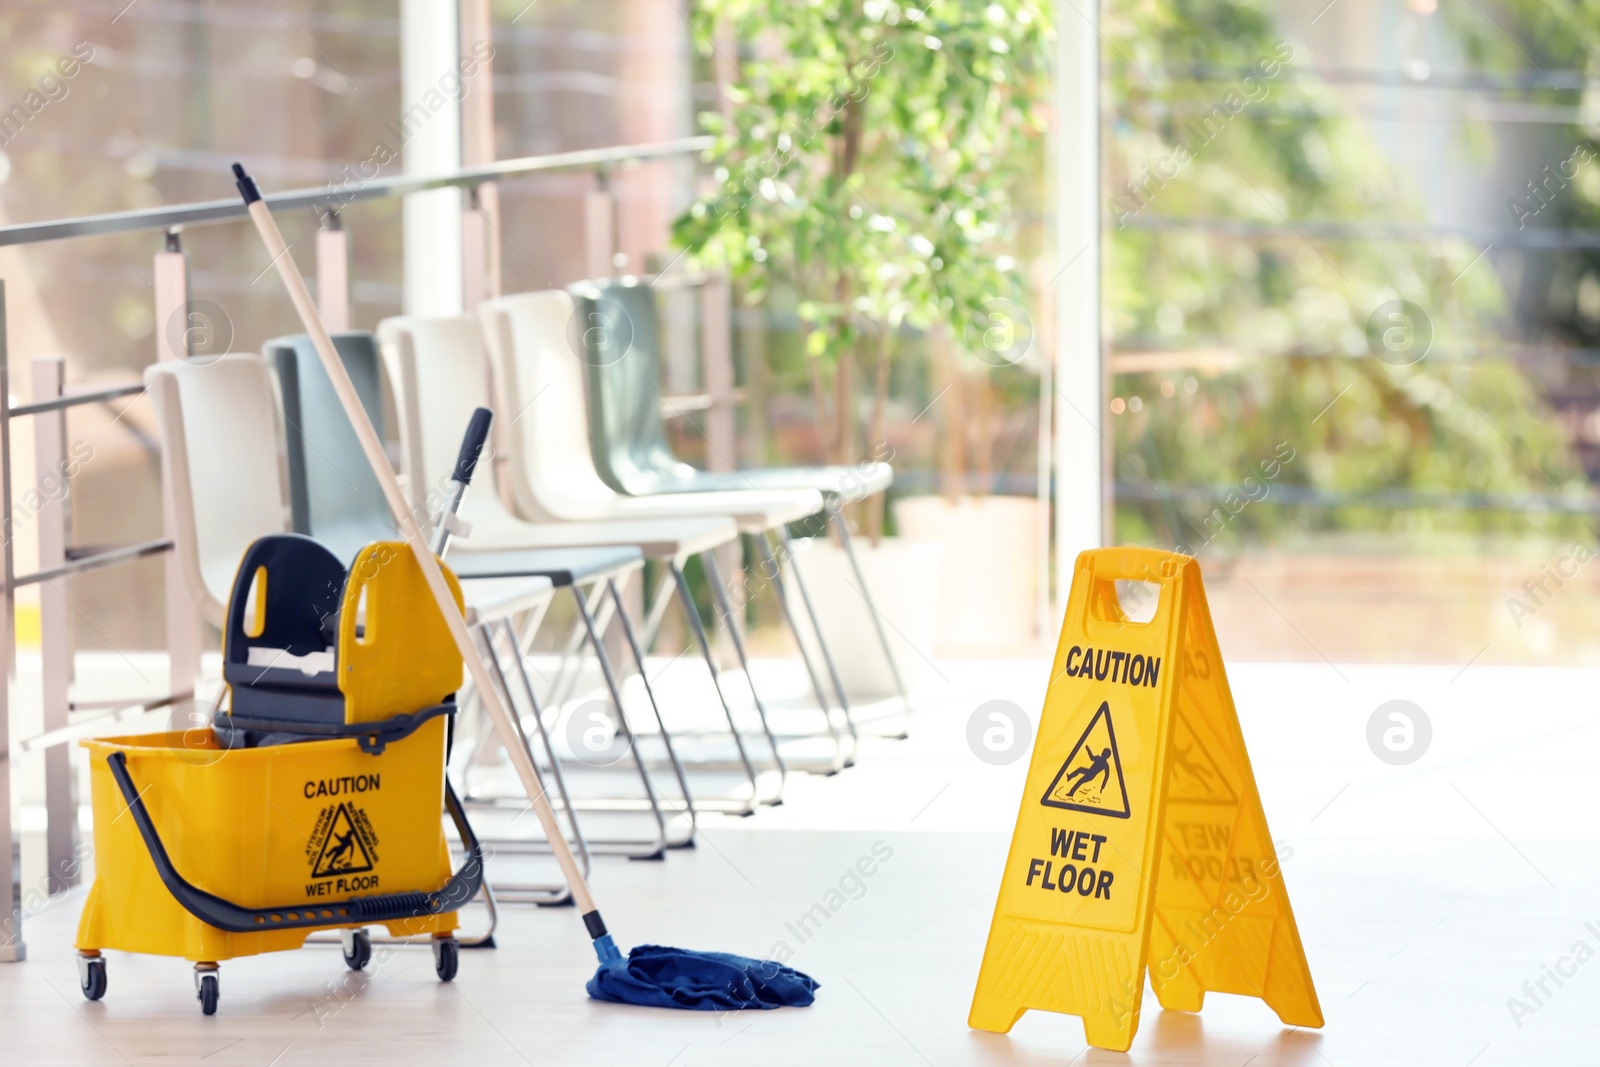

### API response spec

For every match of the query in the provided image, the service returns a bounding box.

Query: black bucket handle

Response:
[104,749,484,934]
[213,701,455,755]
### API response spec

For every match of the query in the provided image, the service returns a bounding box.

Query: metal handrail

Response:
[0,134,723,964]
[0,136,712,248]
[11,381,144,418]
[16,539,173,588]
[0,135,716,585]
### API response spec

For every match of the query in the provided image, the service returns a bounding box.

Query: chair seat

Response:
[458,575,555,623]
[643,462,893,501]
[448,545,642,588]
[452,500,737,562]
[575,487,826,533]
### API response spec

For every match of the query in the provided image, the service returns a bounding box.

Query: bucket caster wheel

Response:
[195,963,219,1016]
[432,936,459,982]
[78,953,106,1001]
[342,929,372,972]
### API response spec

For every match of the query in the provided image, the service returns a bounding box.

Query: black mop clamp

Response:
[232,162,261,204]
[453,407,493,486]
[431,407,495,557]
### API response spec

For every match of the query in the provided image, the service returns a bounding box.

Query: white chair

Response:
[574,278,907,732]
[261,331,699,860]
[377,313,796,801]
[478,291,860,769]
[145,355,580,908]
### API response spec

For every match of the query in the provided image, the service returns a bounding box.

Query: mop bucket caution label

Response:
[306,801,380,893]
[969,548,1322,1052]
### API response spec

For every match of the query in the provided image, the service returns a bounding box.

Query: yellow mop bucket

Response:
[75,536,484,1015]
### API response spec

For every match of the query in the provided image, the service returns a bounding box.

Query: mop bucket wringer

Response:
[75,535,484,1015]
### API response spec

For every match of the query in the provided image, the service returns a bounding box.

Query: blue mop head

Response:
[587,940,819,1010]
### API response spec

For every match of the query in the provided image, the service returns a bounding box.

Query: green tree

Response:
[673,0,1052,489]
[1103,0,1586,553]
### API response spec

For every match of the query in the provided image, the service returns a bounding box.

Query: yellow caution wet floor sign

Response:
[970,548,1322,1051]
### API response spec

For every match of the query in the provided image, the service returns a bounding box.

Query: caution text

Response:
[1062,646,1161,688]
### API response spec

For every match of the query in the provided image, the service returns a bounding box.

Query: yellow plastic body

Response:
[75,722,455,961]
[76,540,468,962]
[338,541,465,723]
[969,548,1322,1051]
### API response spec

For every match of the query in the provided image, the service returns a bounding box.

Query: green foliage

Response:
[673,0,1052,371]
[1445,1,1600,351]
[1104,0,1588,549]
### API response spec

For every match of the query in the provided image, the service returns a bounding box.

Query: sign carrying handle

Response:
[1075,547,1183,634]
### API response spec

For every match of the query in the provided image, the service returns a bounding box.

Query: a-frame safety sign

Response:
[969,548,1322,1051]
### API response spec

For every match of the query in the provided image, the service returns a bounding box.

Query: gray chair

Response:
[574,279,909,729]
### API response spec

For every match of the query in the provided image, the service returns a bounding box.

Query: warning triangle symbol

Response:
[1041,702,1131,818]
[312,803,374,878]
[1166,717,1236,805]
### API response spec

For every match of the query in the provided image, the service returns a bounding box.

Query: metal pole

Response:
[315,211,350,332]
[32,357,76,894]
[585,172,617,279]
[155,231,197,705]
[0,281,24,962]
[459,0,498,308]
[1053,0,1104,610]
[0,139,712,251]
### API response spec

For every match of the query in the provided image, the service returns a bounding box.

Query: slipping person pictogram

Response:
[1041,702,1131,818]
[310,803,375,878]
[1165,717,1237,805]
[1063,747,1113,797]
[324,827,359,871]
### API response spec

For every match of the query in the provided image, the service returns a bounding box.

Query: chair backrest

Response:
[477,290,622,523]
[376,313,559,547]
[569,279,682,496]
[374,315,495,506]
[263,332,393,566]
[145,356,289,624]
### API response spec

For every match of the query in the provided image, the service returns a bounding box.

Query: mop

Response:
[232,164,816,1011]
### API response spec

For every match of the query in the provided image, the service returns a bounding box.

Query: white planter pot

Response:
[785,535,944,700]
[893,494,1043,654]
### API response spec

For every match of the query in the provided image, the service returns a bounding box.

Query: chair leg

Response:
[475,621,588,903]
[457,677,503,785]
[638,570,677,651]
[669,560,762,816]
[779,527,859,763]
[626,567,778,815]
[490,622,596,868]
[700,548,788,801]
[753,530,850,774]
[547,580,617,710]
[542,607,590,711]
[570,585,670,859]
[830,503,912,738]
[606,578,698,843]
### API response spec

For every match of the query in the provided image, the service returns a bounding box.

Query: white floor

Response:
[5,655,1599,1064]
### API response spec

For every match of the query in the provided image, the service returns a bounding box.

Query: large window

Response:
[1106,0,1599,664]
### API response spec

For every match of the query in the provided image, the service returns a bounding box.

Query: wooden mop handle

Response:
[234,166,602,921]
